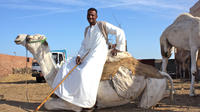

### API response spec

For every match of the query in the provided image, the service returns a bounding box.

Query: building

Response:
[190,0,200,17]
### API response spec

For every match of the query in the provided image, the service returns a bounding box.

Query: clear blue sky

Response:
[0,0,198,59]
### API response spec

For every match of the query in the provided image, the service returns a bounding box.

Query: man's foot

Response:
[51,93,59,98]
[81,107,96,112]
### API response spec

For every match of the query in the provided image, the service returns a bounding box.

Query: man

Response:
[52,8,126,108]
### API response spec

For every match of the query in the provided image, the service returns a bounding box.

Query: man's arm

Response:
[76,27,89,64]
[105,22,126,56]
[76,40,85,65]
[105,22,126,51]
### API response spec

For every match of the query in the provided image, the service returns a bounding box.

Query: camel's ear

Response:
[27,34,31,38]
[43,40,48,46]
[40,35,48,46]
[26,35,31,42]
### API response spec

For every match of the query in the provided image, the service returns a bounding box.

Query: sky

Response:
[0,0,198,59]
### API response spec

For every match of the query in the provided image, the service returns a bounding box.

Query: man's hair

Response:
[87,8,97,14]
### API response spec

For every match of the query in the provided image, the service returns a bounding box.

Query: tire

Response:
[36,76,42,83]
[36,76,46,83]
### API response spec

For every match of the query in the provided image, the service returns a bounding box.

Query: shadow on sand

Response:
[0,80,39,84]
[0,99,73,112]
[0,99,177,112]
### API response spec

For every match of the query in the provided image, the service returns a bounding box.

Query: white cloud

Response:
[0,0,87,6]
[37,0,87,6]
[1,0,198,12]
[0,0,198,19]
[95,0,197,11]
[0,0,88,13]
[15,7,85,19]
[0,4,64,11]
[0,0,29,3]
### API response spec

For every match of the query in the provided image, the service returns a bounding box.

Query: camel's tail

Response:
[160,33,172,58]
[160,71,175,103]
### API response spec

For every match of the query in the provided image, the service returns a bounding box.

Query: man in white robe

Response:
[52,8,126,108]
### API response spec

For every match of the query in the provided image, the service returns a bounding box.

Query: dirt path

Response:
[0,74,200,112]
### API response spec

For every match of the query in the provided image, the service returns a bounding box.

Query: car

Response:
[32,49,67,83]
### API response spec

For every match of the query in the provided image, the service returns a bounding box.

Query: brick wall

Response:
[0,54,33,76]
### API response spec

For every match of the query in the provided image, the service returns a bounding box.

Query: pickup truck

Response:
[32,49,67,83]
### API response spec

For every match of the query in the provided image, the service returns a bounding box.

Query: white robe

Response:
[52,22,126,108]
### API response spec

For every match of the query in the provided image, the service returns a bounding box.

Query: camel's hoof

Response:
[189,93,196,97]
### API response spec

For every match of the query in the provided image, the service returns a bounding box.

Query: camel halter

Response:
[26,36,47,44]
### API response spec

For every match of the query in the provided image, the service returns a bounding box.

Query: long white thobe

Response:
[52,22,126,108]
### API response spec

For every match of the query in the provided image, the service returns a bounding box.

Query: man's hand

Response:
[76,56,82,65]
[111,48,120,56]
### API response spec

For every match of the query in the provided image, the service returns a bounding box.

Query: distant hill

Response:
[0,54,33,76]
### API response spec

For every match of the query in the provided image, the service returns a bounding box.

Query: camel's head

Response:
[14,34,28,46]
[14,34,48,54]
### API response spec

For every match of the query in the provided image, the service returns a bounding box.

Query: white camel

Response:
[160,13,200,96]
[15,34,174,112]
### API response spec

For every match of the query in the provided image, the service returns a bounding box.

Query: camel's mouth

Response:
[14,34,28,45]
[14,40,21,44]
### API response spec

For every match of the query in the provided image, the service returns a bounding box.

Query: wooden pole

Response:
[34,51,90,112]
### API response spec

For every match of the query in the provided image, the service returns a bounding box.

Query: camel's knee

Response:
[191,66,197,75]
[191,66,200,82]
[44,98,82,112]
[44,98,59,110]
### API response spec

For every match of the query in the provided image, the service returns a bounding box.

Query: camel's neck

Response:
[32,45,58,87]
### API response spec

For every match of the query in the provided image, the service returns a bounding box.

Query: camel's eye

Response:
[16,36,20,39]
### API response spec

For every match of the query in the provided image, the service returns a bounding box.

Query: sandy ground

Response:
[0,74,200,112]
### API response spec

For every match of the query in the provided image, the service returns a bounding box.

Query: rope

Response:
[25,48,30,103]
[24,36,47,103]
[28,38,47,44]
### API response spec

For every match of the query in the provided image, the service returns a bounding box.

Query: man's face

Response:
[87,10,97,25]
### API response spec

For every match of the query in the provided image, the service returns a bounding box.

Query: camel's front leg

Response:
[190,48,198,75]
[190,75,196,96]
[162,57,168,73]
[189,48,198,96]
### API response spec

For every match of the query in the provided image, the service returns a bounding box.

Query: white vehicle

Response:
[32,49,67,83]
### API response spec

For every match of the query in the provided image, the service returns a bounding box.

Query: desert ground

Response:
[0,74,200,112]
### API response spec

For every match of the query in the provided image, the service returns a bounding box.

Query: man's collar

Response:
[90,22,97,27]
